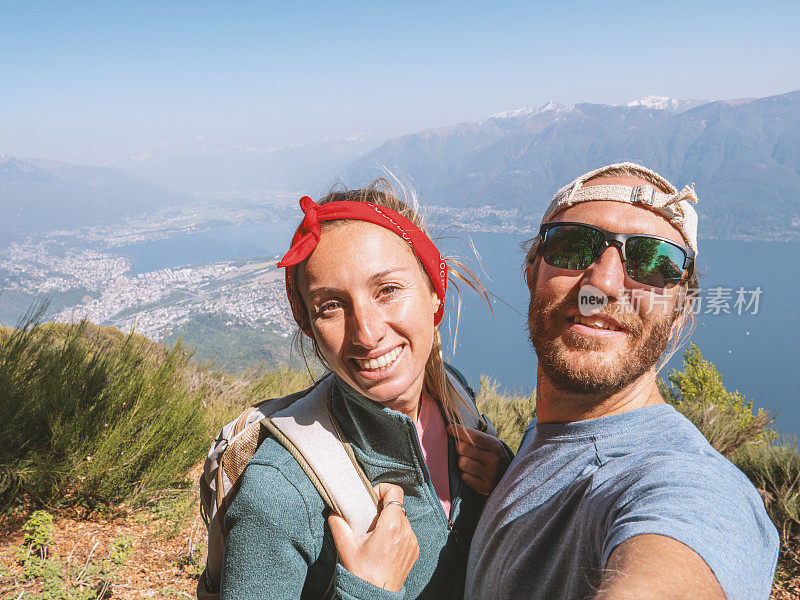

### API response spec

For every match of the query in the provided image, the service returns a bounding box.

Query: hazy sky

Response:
[2,0,799,165]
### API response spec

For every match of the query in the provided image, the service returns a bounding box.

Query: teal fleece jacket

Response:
[220,368,488,600]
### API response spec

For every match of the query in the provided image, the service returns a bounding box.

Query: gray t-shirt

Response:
[466,404,779,600]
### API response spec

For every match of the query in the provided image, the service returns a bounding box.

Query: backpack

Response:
[197,370,482,599]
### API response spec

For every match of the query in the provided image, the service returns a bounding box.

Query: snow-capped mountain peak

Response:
[490,100,565,120]
[625,95,706,113]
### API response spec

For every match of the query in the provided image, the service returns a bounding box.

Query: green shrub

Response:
[0,315,213,508]
[21,553,62,583]
[109,535,134,566]
[734,440,800,532]
[75,338,210,504]
[245,366,314,405]
[17,550,113,600]
[22,510,55,558]
[660,343,775,456]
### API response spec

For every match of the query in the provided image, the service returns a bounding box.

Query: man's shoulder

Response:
[593,404,722,464]
[584,406,769,518]
[595,443,755,499]
[591,436,780,599]
[594,410,752,492]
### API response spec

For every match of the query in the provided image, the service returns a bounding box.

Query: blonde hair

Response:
[288,178,491,426]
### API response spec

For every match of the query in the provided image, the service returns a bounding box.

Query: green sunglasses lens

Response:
[542,225,605,270]
[625,237,686,287]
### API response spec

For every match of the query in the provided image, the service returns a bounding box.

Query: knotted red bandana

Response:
[278,196,447,334]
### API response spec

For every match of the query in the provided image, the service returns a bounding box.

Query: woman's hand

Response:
[327,483,419,592]
[447,424,513,496]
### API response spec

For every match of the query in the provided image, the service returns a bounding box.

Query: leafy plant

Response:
[22,510,55,559]
[21,553,61,582]
[109,535,134,566]
[660,343,775,456]
[18,552,110,600]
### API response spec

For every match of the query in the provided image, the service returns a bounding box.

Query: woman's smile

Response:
[352,344,404,373]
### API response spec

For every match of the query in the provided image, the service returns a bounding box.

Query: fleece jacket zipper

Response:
[404,418,460,539]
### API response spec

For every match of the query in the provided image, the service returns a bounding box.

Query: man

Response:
[465,163,779,600]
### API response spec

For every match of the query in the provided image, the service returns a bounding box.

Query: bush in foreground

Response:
[734,440,800,582]
[661,343,776,456]
[0,317,212,509]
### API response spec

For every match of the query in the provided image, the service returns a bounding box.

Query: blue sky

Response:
[2,0,799,164]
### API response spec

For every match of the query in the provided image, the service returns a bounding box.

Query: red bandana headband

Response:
[277,196,447,335]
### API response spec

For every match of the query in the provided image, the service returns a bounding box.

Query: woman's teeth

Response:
[356,347,402,371]
[572,315,620,331]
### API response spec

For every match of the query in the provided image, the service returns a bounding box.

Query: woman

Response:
[220,181,511,599]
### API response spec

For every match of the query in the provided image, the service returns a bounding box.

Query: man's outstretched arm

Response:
[595,534,726,600]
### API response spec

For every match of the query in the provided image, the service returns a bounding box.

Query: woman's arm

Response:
[223,464,418,600]
[221,464,316,599]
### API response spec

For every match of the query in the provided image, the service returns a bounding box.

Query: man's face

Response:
[527,177,688,395]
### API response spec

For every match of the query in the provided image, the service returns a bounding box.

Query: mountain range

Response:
[0,155,190,235]
[343,91,800,238]
[2,91,799,240]
[116,135,378,195]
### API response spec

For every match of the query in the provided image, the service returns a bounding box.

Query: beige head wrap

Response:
[539,162,699,254]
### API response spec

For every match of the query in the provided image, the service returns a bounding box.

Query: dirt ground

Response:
[2,460,799,599]
[0,464,206,600]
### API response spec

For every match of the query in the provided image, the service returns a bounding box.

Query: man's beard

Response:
[528,289,675,395]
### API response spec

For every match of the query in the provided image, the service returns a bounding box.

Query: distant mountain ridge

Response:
[490,96,706,120]
[117,135,379,195]
[4,92,799,240]
[343,91,800,238]
[623,95,707,112]
[0,155,190,235]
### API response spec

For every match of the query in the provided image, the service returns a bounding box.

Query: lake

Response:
[117,221,297,275]
[117,224,800,437]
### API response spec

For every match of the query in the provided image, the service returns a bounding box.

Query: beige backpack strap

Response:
[262,376,379,536]
[214,385,319,515]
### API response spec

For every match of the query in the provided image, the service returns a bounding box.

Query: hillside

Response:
[343,91,800,239]
[164,312,299,372]
[0,155,190,235]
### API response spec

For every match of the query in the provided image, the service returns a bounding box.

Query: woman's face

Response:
[300,220,441,408]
